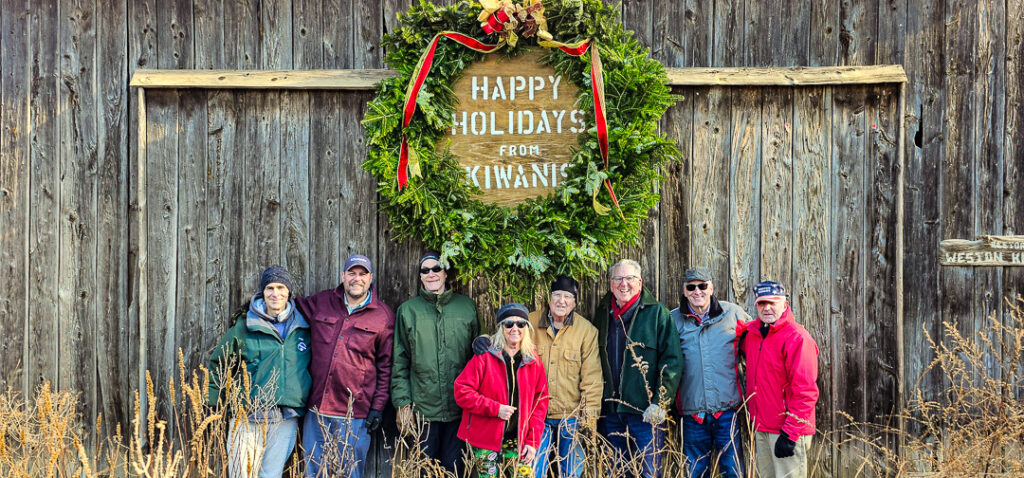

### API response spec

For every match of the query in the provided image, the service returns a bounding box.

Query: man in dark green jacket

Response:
[208,266,311,478]
[593,259,683,478]
[391,251,480,474]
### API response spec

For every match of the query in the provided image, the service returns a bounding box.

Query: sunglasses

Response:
[685,283,710,291]
[502,320,529,329]
[419,265,444,275]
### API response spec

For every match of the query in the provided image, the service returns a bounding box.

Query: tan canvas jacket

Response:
[529,310,603,419]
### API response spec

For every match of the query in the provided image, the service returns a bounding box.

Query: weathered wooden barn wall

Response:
[0,0,1020,476]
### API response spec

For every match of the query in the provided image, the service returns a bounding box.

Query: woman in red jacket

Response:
[455,303,550,478]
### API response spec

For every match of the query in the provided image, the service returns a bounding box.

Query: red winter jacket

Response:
[739,305,819,437]
[454,348,549,453]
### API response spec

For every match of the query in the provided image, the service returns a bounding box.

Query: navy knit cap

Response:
[550,275,579,297]
[496,302,530,323]
[259,266,294,294]
[419,250,442,267]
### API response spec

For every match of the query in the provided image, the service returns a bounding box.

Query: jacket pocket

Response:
[311,316,340,346]
[349,323,380,357]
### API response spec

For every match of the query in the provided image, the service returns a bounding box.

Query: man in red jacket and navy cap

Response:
[738,281,819,478]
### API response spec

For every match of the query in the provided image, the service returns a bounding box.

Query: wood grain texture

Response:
[620,0,652,54]
[157,0,192,69]
[759,89,794,287]
[876,0,907,65]
[839,0,878,66]
[653,0,709,67]
[26,0,60,391]
[792,86,834,476]
[657,87,693,314]
[174,91,208,374]
[192,0,224,69]
[1005,2,1024,375]
[0,0,30,394]
[902,0,945,403]
[809,0,840,66]
[307,91,343,293]
[261,0,293,69]
[712,0,742,66]
[58,0,99,424]
[280,92,312,296]
[95,0,131,432]
[941,0,979,384]
[865,86,900,451]
[144,90,179,424]
[831,85,869,475]
[293,0,324,69]
[689,88,731,284]
[727,88,760,308]
[224,0,258,69]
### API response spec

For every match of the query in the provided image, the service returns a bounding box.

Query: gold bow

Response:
[478,0,552,46]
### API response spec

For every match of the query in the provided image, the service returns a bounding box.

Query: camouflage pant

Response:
[471,439,532,478]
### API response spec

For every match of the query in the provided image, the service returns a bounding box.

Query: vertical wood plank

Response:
[382,0,415,39]
[792,86,833,477]
[224,0,258,69]
[205,90,244,344]
[1005,1,1024,374]
[57,0,99,424]
[975,0,1006,375]
[339,92,379,270]
[759,89,794,287]
[831,85,869,475]
[353,0,383,69]
[156,0,193,69]
[240,91,281,297]
[876,0,907,65]
[26,0,60,391]
[293,0,324,69]
[145,90,179,423]
[0,0,30,394]
[689,88,731,285]
[864,86,900,456]
[95,0,130,432]
[307,91,342,293]
[941,0,978,382]
[261,0,293,69]
[174,90,208,374]
[653,0,710,67]
[838,0,878,66]
[323,0,353,69]
[193,0,225,69]
[712,0,743,66]
[727,88,761,308]
[741,0,766,66]
[809,0,840,66]
[620,0,652,54]
[280,92,311,296]
[902,0,944,404]
[128,0,157,414]
[658,88,694,303]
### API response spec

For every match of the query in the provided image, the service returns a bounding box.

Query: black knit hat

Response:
[259,266,294,294]
[419,250,442,267]
[496,303,530,323]
[550,275,579,297]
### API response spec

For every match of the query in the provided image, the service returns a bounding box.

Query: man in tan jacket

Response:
[529,275,602,478]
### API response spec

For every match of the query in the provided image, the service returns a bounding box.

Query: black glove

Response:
[774,432,797,458]
[472,335,492,355]
[365,409,383,432]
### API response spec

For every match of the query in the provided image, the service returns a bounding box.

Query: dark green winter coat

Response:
[391,288,480,422]
[207,298,312,414]
[594,289,683,414]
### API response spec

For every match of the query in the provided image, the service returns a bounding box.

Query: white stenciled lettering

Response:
[532,164,548,188]
[1013,252,1023,263]
[536,110,552,134]
[518,110,535,135]
[530,76,545,100]
[452,112,468,135]
[471,112,487,135]
[464,166,480,187]
[510,76,527,101]
[472,76,488,100]
[549,75,561,99]
[489,112,505,135]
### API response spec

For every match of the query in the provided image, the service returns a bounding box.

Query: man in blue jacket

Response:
[671,268,750,478]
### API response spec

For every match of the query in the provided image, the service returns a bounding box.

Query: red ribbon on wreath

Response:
[397,17,623,219]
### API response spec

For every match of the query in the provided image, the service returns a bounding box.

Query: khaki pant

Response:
[753,431,811,478]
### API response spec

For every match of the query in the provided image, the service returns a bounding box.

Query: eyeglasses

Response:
[502,320,529,329]
[610,275,640,284]
[419,265,444,275]
[551,292,576,302]
[685,283,709,291]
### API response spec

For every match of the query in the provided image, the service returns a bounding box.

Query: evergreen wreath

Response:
[363,0,681,301]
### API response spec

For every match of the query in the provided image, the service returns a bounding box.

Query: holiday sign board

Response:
[445,50,585,206]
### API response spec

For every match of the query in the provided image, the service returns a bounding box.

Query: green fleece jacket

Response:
[207,299,312,414]
[594,289,683,414]
[391,288,480,422]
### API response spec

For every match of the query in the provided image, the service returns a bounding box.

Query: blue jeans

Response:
[302,412,371,478]
[682,410,743,478]
[227,417,298,478]
[534,418,585,478]
[598,409,664,478]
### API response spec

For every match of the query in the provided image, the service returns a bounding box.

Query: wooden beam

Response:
[665,65,908,85]
[129,65,908,90]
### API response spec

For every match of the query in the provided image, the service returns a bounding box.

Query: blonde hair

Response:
[490,320,537,360]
